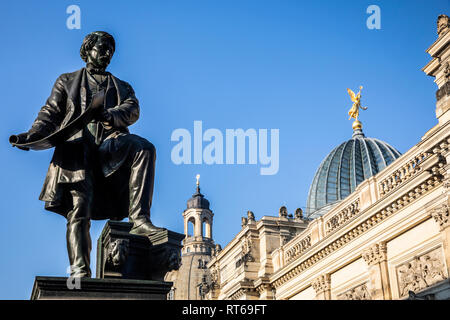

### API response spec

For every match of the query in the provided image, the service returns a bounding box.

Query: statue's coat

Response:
[31,68,140,219]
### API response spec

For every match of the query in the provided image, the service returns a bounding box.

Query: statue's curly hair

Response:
[80,31,115,62]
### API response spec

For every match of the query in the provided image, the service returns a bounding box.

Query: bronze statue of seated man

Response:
[12,31,164,278]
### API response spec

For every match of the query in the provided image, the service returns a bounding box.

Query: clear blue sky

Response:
[0,0,447,299]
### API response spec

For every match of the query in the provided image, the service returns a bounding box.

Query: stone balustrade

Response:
[324,198,360,235]
[378,151,431,196]
[284,234,312,264]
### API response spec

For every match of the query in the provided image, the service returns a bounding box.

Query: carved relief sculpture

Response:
[337,283,371,300]
[106,239,129,269]
[396,247,447,297]
[437,14,450,37]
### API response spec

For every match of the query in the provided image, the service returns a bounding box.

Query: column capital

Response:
[311,274,331,294]
[362,242,387,266]
[432,203,450,231]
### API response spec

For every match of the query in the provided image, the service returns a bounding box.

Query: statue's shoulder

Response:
[55,68,84,83]
[109,73,133,90]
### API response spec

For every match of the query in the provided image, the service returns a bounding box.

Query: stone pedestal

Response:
[31,220,185,300]
[31,276,171,300]
[96,221,184,281]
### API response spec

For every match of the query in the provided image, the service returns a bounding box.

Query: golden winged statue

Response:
[347,86,367,121]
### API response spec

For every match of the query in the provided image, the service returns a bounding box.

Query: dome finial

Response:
[195,174,200,192]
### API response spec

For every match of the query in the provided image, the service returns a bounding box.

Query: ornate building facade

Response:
[204,15,450,300]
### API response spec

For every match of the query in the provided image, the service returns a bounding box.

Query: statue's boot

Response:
[127,140,166,237]
[130,220,165,236]
[66,186,92,278]
[66,217,92,278]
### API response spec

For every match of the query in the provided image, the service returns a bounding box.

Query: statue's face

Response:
[86,36,114,69]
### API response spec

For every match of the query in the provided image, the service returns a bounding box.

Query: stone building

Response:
[165,178,220,299]
[205,15,450,300]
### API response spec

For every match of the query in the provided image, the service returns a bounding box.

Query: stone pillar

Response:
[362,242,391,300]
[432,204,450,278]
[195,215,202,237]
[184,219,188,236]
[311,274,331,300]
[206,218,212,238]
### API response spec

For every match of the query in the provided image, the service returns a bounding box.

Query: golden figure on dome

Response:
[347,86,367,122]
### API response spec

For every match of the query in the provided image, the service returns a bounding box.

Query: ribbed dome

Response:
[187,187,210,210]
[306,125,401,219]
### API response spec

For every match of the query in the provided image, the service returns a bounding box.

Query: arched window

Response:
[188,217,195,237]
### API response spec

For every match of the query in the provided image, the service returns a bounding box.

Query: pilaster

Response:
[362,242,391,300]
[311,274,331,300]
[432,204,450,278]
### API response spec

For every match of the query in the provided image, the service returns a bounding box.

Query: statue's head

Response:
[80,31,115,69]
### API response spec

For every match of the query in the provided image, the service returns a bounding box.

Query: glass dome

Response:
[306,123,401,219]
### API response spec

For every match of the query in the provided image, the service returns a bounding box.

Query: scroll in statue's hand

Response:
[9,133,30,151]
[9,130,47,151]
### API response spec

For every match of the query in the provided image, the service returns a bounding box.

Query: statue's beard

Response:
[88,57,111,70]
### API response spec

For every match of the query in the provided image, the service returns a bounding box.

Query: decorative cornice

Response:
[229,286,258,300]
[362,242,387,266]
[229,288,245,300]
[255,282,273,295]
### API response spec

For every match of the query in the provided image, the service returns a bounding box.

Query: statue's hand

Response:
[95,108,113,125]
